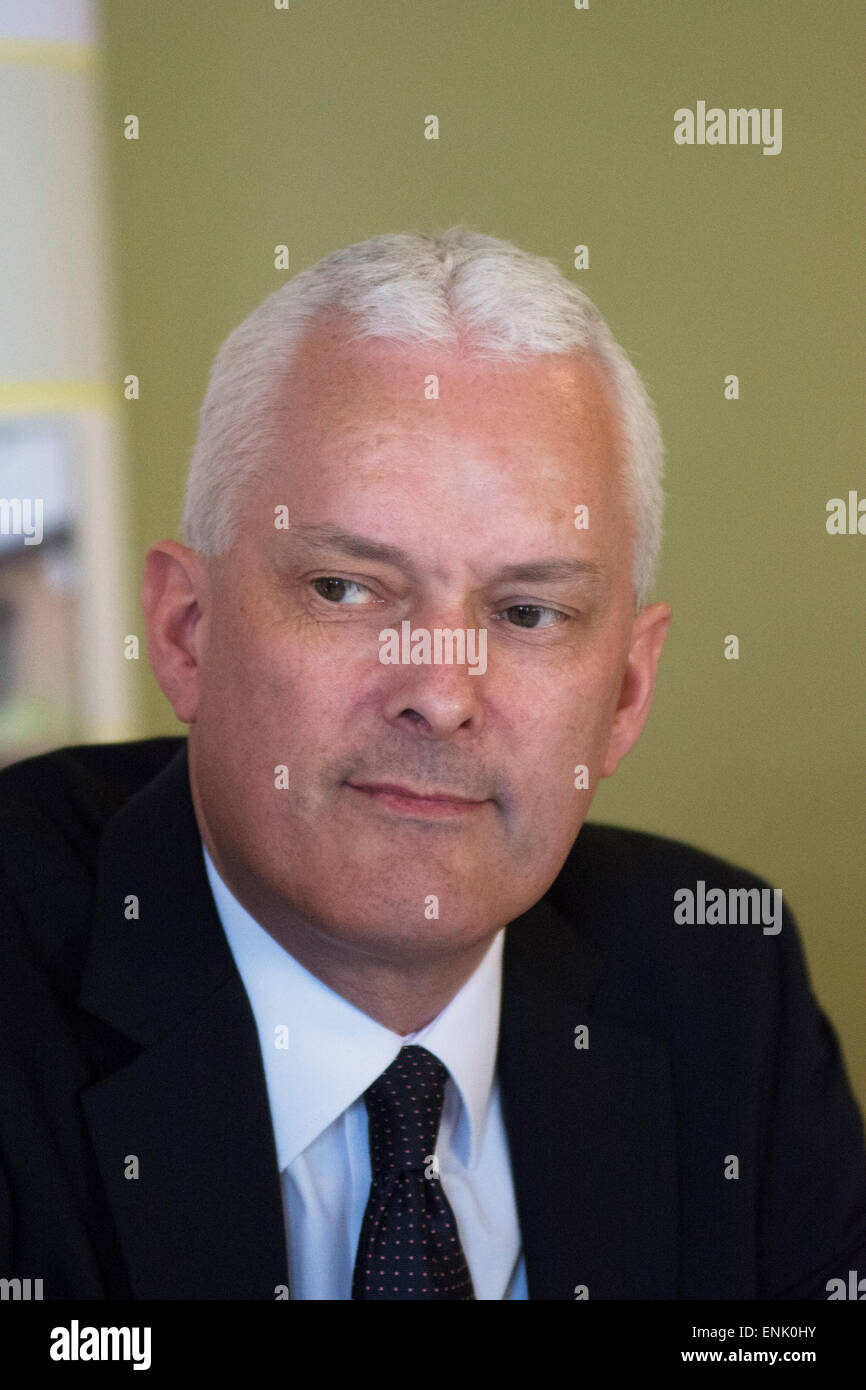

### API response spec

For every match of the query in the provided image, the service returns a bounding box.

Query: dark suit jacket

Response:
[1,737,864,1300]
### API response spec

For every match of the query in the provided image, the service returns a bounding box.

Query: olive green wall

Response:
[99,1,865,1110]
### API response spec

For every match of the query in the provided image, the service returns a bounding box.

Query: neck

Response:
[200,840,494,1037]
[258,924,493,1036]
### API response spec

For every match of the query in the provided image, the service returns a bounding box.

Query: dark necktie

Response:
[351,1044,476,1300]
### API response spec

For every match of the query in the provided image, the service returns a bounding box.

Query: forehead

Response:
[242,314,632,580]
[277,314,622,452]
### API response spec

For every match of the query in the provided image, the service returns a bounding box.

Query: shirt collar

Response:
[202,844,503,1171]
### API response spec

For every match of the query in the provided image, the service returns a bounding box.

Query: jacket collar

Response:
[78,743,289,1298]
[499,889,678,1298]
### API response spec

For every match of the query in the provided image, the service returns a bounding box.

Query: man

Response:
[1,227,864,1300]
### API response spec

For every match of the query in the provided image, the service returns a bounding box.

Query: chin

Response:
[311,894,499,948]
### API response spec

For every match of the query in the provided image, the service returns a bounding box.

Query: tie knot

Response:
[363,1045,448,1177]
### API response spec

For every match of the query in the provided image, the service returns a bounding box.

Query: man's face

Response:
[159,317,669,961]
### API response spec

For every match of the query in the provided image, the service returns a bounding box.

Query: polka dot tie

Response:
[351,1045,476,1300]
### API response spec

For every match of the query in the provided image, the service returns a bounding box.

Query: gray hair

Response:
[182,226,664,607]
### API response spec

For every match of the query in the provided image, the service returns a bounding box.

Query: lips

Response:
[347,781,489,817]
[350,782,486,804]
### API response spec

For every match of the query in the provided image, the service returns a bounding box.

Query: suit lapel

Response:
[78,743,288,1299]
[499,887,679,1300]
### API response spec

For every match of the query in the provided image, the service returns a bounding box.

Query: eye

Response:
[497,604,568,629]
[312,577,375,604]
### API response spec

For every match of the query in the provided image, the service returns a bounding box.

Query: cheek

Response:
[232,639,356,772]
[198,608,289,749]
[526,666,619,795]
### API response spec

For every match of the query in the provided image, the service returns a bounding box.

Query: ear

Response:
[141,540,210,724]
[601,602,672,778]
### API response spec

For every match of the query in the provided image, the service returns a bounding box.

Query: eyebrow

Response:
[285,524,607,589]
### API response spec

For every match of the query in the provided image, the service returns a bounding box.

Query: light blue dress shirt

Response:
[203,844,528,1300]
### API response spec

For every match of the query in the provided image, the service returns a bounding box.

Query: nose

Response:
[379,617,487,738]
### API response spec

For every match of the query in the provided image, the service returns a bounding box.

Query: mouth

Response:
[347,782,490,820]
